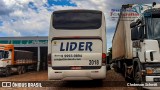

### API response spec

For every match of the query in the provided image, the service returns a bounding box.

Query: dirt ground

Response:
[0,71,47,81]
[0,70,138,90]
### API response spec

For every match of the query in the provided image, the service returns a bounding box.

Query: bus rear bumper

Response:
[48,66,106,80]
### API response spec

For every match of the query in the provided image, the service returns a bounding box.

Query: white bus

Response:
[48,10,107,80]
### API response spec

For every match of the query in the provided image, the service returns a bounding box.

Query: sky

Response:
[0,0,160,52]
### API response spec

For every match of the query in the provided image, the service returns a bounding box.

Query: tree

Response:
[107,47,112,63]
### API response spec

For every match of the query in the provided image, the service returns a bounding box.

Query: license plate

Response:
[154,78,160,82]
[71,66,81,70]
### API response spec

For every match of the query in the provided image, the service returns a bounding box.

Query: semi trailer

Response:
[112,2,160,85]
[0,44,37,76]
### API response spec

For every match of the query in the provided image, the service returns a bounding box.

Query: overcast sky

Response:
[0,0,160,51]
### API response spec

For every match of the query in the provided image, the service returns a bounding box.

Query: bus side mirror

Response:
[130,22,136,28]
[131,27,139,40]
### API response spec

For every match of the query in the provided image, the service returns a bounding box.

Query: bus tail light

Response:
[102,53,106,66]
[48,54,51,67]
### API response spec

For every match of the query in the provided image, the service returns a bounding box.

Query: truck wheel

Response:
[123,64,130,81]
[17,66,22,75]
[113,63,119,73]
[34,65,37,71]
[123,64,127,79]
[134,65,142,83]
[21,66,26,74]
[5,67,11,77]
[106,64,111,70]
[134,65,143,90]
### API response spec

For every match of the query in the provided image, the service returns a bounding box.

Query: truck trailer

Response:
[112,2,160,85]
[0,44,37,76]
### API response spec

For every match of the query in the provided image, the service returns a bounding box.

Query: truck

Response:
[0,44,37,76]
[112,2,160,85]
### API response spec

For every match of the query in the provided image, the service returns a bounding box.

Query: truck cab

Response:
[112,3,160,89]
[131,10,160,61]
[0,50,11,67]
[130,4,160,88]
[0,44,36,76]
[0,44,13,76]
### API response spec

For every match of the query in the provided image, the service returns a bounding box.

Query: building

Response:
[0,36,48,71]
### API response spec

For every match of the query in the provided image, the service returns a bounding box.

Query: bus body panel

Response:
[48,10,106,80]
[51,39,102,67]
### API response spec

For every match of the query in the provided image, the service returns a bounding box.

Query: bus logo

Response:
[60,42,93,51]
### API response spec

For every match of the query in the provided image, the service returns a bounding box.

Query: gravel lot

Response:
[0,70,138,90]
[0,71,47,81]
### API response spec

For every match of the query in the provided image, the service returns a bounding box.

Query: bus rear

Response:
[48,10,106,80]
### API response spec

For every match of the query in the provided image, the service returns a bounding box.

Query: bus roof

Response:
[52,9,102,14]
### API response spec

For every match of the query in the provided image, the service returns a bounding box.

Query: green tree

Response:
[107,47,112,63]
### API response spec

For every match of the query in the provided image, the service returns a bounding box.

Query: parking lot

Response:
[0,71,47,81]
[0,70,138,90]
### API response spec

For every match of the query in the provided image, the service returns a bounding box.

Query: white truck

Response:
[112,2,160,87]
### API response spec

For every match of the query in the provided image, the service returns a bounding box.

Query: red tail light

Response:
[48,54,51,67]
[102,53,106,66]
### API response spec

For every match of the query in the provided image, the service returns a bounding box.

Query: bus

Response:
[48,10,107,80]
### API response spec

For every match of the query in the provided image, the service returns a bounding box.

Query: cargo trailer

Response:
[0,44,37,76]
